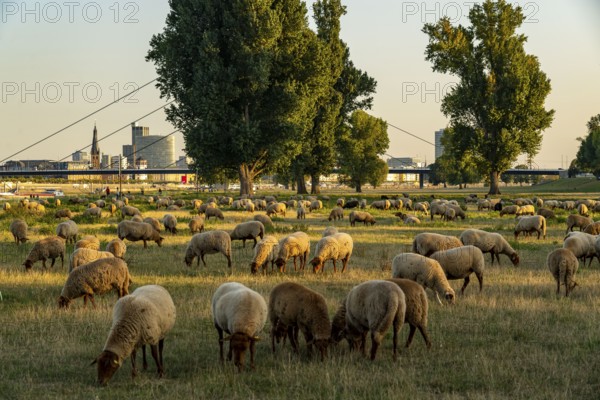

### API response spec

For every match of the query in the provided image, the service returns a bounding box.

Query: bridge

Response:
[0,167,563,188]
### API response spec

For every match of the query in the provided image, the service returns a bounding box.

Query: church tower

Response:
[91,123,100,169]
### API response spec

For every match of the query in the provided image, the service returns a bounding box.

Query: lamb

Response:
[547,248,579,297]
[328,207,343,221]
[229,221,265,248]
[23,236,66,271]
[92,285,176,385]
[274,231,310,272]
[343,280,406,361]
[250,235,279,274]
[411,232,462,257]
[155,198,170,209]
[106,238,127,259]
[54,209,73,219]
[348,211,376,227]
[268,282,331,361]
[205,207,225,220]
[391,252,456,305]
[117,221,164,248]
[120,205,142,218]
[162,214,178,235]
[69,248,115,272]
[429,245,485,294]
[253,214,273,229]
[211,282,267,372]
[75,235,100,250]
[184,230,232,269]
[322,226,339,237]
[189,215,205,234]
[9,219,29,245]
[309,232,353,273]
[174,199,186,208]
[565,214,593,234]
[459,229,519,266]
[514,215,546,239]
[95,199,106,208]
[56,220,78,244]
[58,257,131,308]
[385,278,431,349]
[143,217,162,233]
[266,202,287,218]
[499,205,519,217]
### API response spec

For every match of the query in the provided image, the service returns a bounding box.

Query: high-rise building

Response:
[434,129,445,160]
[91,123,100,169]
[72,150,90,163]
[101,154,111,169]
[126,123,150,167]
[135,135,176,168]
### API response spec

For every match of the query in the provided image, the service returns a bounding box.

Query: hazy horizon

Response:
[1,0,598,169]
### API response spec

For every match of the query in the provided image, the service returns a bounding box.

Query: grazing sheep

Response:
[131,215,143,223]
[211,282,267,372]
[578,203,589,217]
[174,199,186,208]
[477,199,491,211]
[229,221,265,248]
[268,282,331,360]
[83,207,102,219]
[296,205,306,220]
[166,205,180,211]
[385,278,432,349]
[205,207,225,220]
[58,257,131,308]
[9,219,29,245]
[191,199,203,210]
[92,285,176,385]
[250,235,279,274]
[309,200,323,212]
[108,204,117,216]
[120,205,142,218]
[583,221,600,235]
[430,245,485,294]
[348,211,376,227]
[370,200,390,210]
[411,232,462,257]
[459,229,519,266]
[563,232,597,266]
[184,231,232,269]
[253,214,273,229]
[413,202,429,215]
[514,215,547,240]
[106,238,127,259]
[309,233,353,273]
[537,208,556,220]
[429,202,446,220]
[3,202,11,211]
[499,205,519,217]
[328,207,343,221]
[342,199,359,209]
[23,236,66,271]
[54,209,73,219]
[394,212,421,225]
[56,220,78,244]
[162,214,178,235]
[442,207,456,222]
[189,215,205,234]
[69,248,115,273]
[155,198,170,209]
[266,202,287,218]
[515,205,535,217]
[343,280,406,361]
[75,236,100,251]
[336,198,345,207]
[117,221,164,249]
[274,232,310,272]
[391,252,456,305]
[565,214,594,234]
[142,217,162,233]
[322,226,339,237]
[547,248,579,297]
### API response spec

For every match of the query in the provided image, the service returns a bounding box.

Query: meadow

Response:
[1,185,599,400]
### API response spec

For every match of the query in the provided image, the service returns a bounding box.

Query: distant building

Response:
[72,151,90,163]
[434,129,445,160]
[176,156,190,168]
[122,145,134,167]
[90,123,100,169]
[135,135,176,168]
[101,154,111,169]
[386,157,424,184]
[111,155,128,170]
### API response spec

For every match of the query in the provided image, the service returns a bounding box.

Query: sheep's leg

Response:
[216,326,224,363]
[369,332,380,361]
[460,276,471,295]
[556,278,561,295]
[150,344,163,377]
[242,239,246,248]
[131,347,138,378]
[89,295,96,309]
[292,256,298,272]
[289,326,299,354]
[226,254,232,269]
[249,339,256,370]
[489,252,495,266]
[252,238,257,248]
[41,258,47,271]
[201,254,207,267]
[143,240,148,249]
[341,257,349,273]
[419,326,432,349]
[405,324,417,348]
[143,344,149,370]
[392,316,400,362]
[476,273,483,292]
[332,260,337,273]
[270,325,277,353]
[495,253,501,265]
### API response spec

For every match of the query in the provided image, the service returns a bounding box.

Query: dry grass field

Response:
[1,187,599,399]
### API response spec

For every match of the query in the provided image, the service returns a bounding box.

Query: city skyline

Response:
[1,1,599,168]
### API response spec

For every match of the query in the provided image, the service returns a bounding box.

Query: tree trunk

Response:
[239,164,256,196]
[296,177,308,195]
[355,180,362,193]
[310,174,320,195]
[489,171,502,195]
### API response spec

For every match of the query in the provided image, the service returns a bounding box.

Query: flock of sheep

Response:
[2,191,597,384]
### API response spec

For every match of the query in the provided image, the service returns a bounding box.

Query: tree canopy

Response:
[575,114,600,176]
[423,0,554,194]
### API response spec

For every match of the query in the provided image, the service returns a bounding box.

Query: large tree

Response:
[574,114,600,176]
[147,0,326,195]
[337,110,389,192]
[423,0,554,194]
[434,127,482,188]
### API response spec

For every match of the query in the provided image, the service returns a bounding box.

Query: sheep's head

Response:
[221,333,258,372]
[57,296,71,309]
[310,257,323,273]
[249,262,259,275]
[91,350,122,386]
[308,338,329,361]
[22,260,34,271]
[510,253,520,266]
[274,258,285,269]
[156,236,165,247]
[445,291,456,304]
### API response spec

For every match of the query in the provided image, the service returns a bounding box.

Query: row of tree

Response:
[146,0,389,195]
[571,115,600,177]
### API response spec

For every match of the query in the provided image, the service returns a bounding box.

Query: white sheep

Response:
[266,202,287,218]
[268,282,331,360]
[92,285,176,385]
[429,245,485,295]
[514,215,546,239]
[563,232,597,267]
[120,205,142,218]
[386,278,432,349]
[411,232,462,257]
[249,235,279,274]
[391,252,456,305]
[58,257,131,309]
[322,226,339,237]
[83,207,102,219]
[499,205,519,217]
[189,215,205,234]
[577,203,589,217]
[69,248,115,272]
[184,230,232,269]
[162,213,178,235]
[143,217,162,233]
[56,220,78,244]
[274,231,310,272]
[253,214,273,229]
[370,200,390,210]
[343,280,406,361]
[459,228,520,266]
[309,232,353,273]
[205,207,225,220]
[211,282,267,372]
[327,207,344,221]
[229,221,265,248]
[117,221,164,248]
[547,248,579,297]
[75,235,100,250]
[309,200,323,212]
[565,214,593,234]
[9,219,29,245]
[106,238,127,259]
[296,205,306,220]
[23,236,66,271]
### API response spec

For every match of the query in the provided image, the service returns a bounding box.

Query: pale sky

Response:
[1,0,599,168]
